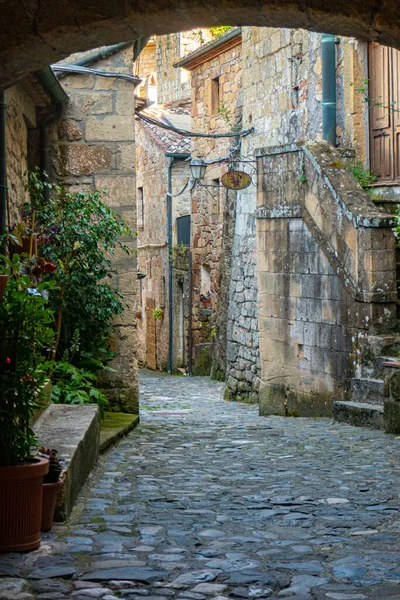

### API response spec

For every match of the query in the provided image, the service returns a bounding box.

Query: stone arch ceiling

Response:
[2,0,400,89]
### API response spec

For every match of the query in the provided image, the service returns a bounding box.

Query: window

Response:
[137,187,144,229]
[211,76,220,114]
[177,215,191,246]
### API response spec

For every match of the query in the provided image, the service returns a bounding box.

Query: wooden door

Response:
[369,43,400,183]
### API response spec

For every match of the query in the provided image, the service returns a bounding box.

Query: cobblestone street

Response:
[1,370,400,600]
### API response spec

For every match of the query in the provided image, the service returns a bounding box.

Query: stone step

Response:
[380,355,400,369]
[33,404,100,521]
[333,401,384,430]
[350,377,385,405]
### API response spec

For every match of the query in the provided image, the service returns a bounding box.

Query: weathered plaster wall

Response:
[5,85,37,224]
[54,47,139,413]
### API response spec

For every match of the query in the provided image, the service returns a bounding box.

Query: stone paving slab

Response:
[1,369,400,600]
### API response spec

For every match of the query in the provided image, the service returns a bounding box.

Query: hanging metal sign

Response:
[221,170,252,190]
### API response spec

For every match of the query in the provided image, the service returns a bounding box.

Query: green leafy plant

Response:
[48,361,108,418]
[0,254,57,466]
[299,161,307,184]
[350,79,400,114]
[152,308,164,321]
[209,26,233,38]
[24,169,132,363]
[349,162,377,189]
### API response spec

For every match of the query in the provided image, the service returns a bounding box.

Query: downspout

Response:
[167,157,174,374]
[321,34,337,146]
[165,152,190,374]
[36,67,69,199]
[0,92,7,256]
[188,248,193,376]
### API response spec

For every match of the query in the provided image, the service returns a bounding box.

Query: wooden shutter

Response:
[393,48,400,180]
[369,43,392,181]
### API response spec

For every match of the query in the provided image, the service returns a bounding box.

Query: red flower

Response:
[40,259,57,273]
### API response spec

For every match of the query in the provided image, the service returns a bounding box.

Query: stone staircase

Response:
[333,187,400,432]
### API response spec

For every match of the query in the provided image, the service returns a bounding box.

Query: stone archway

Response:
[1,0,400,89]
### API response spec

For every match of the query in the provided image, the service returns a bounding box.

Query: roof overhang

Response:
[174,28,242,71]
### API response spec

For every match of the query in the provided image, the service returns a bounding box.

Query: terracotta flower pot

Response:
[0,274,8,299]
[41,479,63,532]
[0,457,49,552]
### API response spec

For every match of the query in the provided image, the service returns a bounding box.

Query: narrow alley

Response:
[1,370,400,600]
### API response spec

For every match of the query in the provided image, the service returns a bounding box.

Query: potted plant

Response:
[39,448,64,532]
[0,254,56,552]
[201,291,211,309]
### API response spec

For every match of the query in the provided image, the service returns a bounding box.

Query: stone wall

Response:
[53,46,139,413]
[224,27,371,403]
[188,35,242,376]
[2,0,400,93]
[156,30,212,105]
[225,185,261,402]
[256,142,396,417]
[135,123,191,370]
[5,85,37,224]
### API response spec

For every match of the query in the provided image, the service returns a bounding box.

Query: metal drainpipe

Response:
[0,91,7,256]
[165,152,190,374]
[321,33,337,146]
[188,248,193,376]
[167,157,174,374]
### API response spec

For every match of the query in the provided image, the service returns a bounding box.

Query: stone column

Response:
[53,52,138,413]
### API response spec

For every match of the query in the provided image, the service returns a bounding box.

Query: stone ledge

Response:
[333,400,384,430]
[33,404,100,521]
[100,412,139,452]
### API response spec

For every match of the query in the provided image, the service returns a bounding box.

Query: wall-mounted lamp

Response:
[189,157,207,181]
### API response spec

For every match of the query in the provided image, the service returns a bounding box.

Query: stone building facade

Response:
[172,26,400,424]
[156,31,212,105]
[176,28,245,378]
[135,104,191,371]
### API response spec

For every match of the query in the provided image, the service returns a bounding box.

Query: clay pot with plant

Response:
[39,448,64,532]
[0,253,56,552]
